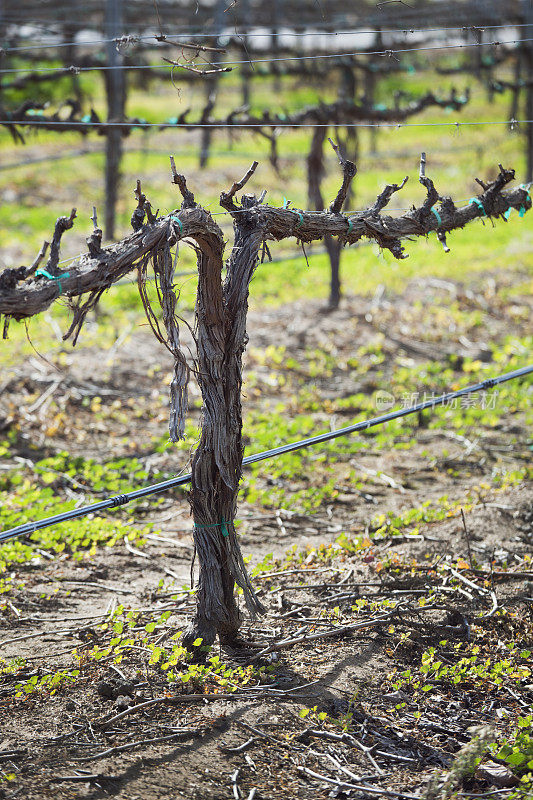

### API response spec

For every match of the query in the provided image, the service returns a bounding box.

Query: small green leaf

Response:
[506,752,526,766]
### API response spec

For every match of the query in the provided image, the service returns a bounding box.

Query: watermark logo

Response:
[373,389,499,411]
[374,390,395,411]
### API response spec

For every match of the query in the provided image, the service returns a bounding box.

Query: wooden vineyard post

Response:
[199,0,225,168]
[306,62,359,310]
[307,126,344,309]
[104,0,125,240]
[240,0,252,107]
[270,0,282,94]
[523,0,533,181]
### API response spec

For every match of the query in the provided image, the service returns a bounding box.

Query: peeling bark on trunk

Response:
[183,205,265,648]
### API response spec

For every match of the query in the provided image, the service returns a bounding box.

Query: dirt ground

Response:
[1,274,532,799]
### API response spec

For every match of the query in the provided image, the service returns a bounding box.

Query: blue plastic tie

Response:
[504,207,512,220]
[283,197,289,209]
[431,207,442,227]
[469,197,487,217]
[35,268,70,295]
[294,212,304,229]
[171,216,184,234]
[346,218,353,235]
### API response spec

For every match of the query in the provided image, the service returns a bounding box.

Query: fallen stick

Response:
[73,729,202,761]
[297,765,421,799]
[252,613,393,660]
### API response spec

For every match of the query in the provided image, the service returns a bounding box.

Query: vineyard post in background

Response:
[239,0,252,107]
[62,10,82,105]
[270,0,282,94]
[199,0,226,168]
[104,0,125,239]
[523,0,533,181]
[306,63,359,310]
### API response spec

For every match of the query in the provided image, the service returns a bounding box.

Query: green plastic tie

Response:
[193,519,230,537]
[35,268,70,295]
[346,218,353,234]
[431,207,442,227]
[469,197,486,217]
[294,211,304,229]
[519,206,526,218]
[171,216,183,234]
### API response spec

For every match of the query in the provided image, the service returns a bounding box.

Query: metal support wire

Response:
[4,24,533,55]
[1,364,532,544]
[1,36,533,75]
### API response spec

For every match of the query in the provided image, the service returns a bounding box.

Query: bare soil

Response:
[1,273,532,799]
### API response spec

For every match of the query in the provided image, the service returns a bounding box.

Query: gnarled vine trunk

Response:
[182,200,265,648]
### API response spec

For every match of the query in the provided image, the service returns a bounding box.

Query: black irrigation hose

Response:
[1,364,532,544]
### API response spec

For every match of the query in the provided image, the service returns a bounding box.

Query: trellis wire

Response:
[0,133,513,172]
[3,23,533,54]
[1,364,531,544]
[1,36,531,75]
[1,119,531,129]
[3,20,532,48]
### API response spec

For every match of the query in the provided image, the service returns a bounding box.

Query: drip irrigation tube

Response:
[1,364,532,544]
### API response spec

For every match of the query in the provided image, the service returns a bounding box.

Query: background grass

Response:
[1,63,531,364]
